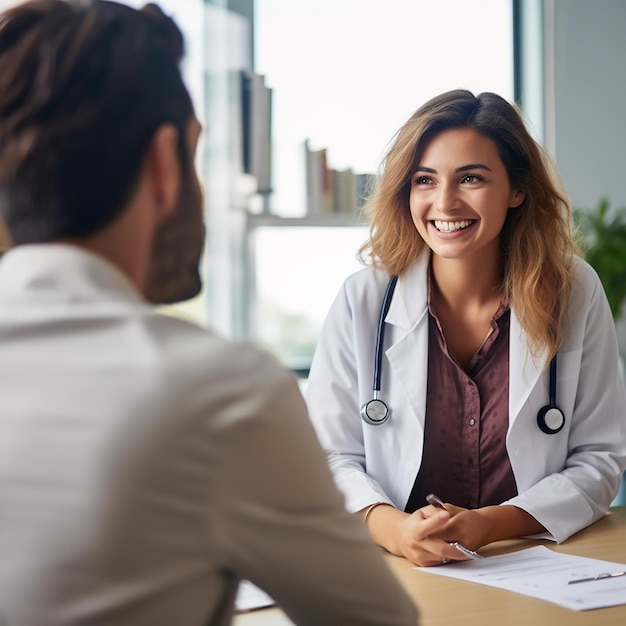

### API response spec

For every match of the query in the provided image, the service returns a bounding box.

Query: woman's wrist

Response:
[362,502,388,526]
[475,504,545,543]
[361,503,408,556]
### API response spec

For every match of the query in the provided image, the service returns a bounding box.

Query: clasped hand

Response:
[392,502,489,567]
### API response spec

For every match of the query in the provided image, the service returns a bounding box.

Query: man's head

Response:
[0,0,204,302]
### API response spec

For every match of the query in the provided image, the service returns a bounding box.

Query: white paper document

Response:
[235,580,276,613]
[416,545,626,611]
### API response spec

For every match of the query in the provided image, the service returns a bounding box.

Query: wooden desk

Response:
[234,506,626,625]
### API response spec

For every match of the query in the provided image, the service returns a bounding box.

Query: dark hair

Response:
[0,0,194,244]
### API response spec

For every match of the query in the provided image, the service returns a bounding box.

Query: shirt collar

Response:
[0,243,144,304]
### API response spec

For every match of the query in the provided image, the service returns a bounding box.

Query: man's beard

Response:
[143,167,205,304]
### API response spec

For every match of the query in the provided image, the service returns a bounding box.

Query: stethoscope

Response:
[360,276,566,435]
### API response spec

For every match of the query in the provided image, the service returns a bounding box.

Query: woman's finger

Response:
[411,510,449,540]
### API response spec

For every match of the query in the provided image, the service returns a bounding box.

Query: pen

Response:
[426,493,447,510]
[425,493,485,560]
[568,571,626,585]
[451,541,485,560]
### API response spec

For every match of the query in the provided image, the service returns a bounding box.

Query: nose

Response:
[433,181,460,214]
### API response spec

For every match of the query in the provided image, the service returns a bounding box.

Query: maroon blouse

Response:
[404,274,518,513]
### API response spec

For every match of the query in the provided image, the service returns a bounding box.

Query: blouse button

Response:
[469,418,476,426]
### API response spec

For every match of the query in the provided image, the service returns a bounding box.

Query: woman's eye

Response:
[414,176,431,185]
[462,174,482,184]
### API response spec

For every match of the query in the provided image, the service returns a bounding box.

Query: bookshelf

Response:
[224,48,372,353]
[245,212,366,229]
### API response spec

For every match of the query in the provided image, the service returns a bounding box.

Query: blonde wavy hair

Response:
[358,89,580,365]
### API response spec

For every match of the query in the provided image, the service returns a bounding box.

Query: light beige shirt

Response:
[0,244,417,626]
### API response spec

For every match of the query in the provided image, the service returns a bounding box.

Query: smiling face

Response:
[408,127,524,266]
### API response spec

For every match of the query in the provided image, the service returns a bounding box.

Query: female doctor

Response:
[305,90,626,567]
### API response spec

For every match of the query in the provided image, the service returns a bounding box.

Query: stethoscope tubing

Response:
[372,275,398,394]
[548,354,557,406]
[363,275,564,434]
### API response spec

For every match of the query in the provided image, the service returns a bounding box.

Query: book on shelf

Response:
[304,140,333,215]
[304,139,376,216]
[241,70,272,195]
[332,167,358,215]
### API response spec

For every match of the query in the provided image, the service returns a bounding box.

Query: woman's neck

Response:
[431,251,502,309]
[430,250,504,370]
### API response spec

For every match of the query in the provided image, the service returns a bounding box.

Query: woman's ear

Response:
[145,124,180,218]
[509,189,526,209]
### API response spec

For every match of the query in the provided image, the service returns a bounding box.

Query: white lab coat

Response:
[305,251,626,543]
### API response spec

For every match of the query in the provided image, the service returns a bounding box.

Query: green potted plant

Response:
[573,199,626,319]
[575,200,626,507]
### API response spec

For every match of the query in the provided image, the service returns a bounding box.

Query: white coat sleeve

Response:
[505,265,626,543]
[213,348,418,626]
[304,276,397,513]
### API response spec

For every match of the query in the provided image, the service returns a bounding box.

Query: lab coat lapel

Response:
[384,254,430,430]
[509,308,546,425]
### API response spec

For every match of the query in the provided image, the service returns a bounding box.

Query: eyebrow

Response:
[414,163,493,174]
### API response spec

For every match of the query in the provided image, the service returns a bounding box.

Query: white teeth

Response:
[433,220,473,233]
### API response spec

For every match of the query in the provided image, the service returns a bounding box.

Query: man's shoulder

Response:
[149,313,292,393]
[153,311,274,356]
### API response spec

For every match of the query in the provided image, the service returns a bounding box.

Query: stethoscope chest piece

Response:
[360,397,390,426]
[537,405,565,434]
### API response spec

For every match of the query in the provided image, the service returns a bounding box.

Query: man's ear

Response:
[145,124,180,218]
